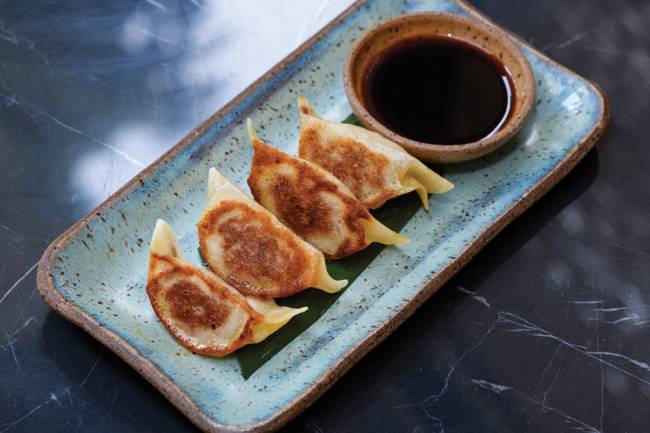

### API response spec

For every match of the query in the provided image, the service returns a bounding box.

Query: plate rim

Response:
[36,1,610,432]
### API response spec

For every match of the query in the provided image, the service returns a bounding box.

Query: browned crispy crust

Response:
[146,254,261,356]
[299,126,398,209]
[197,200,317,298]
[248,137,371,259]
[166,281,231,330]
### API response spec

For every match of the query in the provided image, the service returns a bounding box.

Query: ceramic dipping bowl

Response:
[344,12,536,164]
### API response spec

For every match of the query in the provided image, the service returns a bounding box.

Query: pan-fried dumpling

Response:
[297,97,453,210]
[246,119,408,259]
[147,219,307,356]
[197,168,346,298]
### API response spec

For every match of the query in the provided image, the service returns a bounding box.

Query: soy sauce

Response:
[363,37,513,145]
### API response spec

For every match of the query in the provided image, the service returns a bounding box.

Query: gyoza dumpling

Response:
[197,168,346,298]
[147,219,306,356]
[246,119,408,259]
[297,97,453,210]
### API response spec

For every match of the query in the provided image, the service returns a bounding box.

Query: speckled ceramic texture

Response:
[344,12,536,163]
[37,1,609,432]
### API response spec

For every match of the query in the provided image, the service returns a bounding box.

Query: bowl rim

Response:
[343,12,536,163]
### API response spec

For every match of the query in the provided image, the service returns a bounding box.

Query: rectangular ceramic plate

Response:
[37,0,609,432]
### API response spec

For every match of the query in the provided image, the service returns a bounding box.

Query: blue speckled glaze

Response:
[47,0,606,428]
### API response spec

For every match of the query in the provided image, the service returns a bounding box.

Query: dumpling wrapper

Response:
[246,119,409,259]
[297,97,454,210]
[197,168,346,298]
[147,219,307,356]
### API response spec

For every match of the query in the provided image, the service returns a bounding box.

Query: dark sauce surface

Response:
[363,37,513,145]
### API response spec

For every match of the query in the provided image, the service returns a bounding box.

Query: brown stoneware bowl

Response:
[344,13,536,163]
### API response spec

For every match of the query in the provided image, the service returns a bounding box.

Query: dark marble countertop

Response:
[1,0,648,432]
